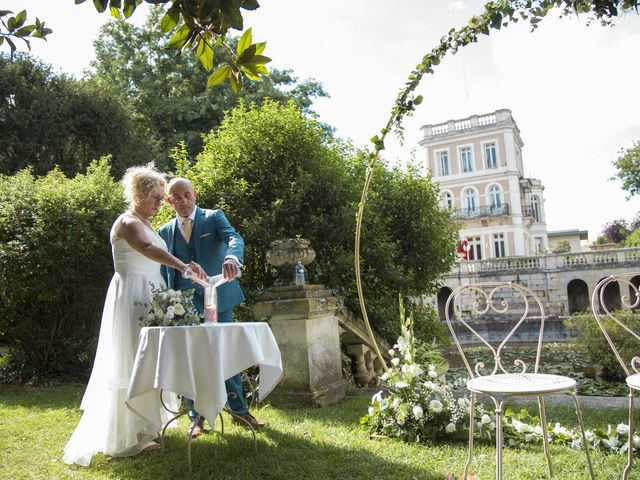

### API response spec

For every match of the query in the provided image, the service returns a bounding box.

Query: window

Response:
[488,185,503,210]
[531,195,541,222]
[436,150,449,176]
[463,189,478,214]
[460,146,473,173]
[440,192,454,209]
[484,142,497,169]
[535,237,544,254]
[467,236,482,260]
[493,233,506,258]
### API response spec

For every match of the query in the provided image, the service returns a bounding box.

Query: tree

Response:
[612,141,640,199]
[597,218,630,244]
[0,54,162,178]
[169,100,457,339]
[90,8,328,166]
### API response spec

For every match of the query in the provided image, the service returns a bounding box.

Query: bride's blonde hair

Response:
[121,163,166,207]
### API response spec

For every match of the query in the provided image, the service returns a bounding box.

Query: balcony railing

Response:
[448,247,640,275]
[452,203,509,220]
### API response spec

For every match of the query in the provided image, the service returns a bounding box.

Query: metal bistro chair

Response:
[592,273,640,479]
[445,281,594,480]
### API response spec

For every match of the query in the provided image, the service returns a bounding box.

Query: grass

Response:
[0,384,635,480]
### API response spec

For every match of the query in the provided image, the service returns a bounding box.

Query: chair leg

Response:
[538,395,553,478]
[569,391,595,480]
[495,399,504,480]
[463,392,475,480]
[624,388,635,480]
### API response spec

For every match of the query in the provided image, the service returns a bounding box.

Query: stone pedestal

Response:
[252,284,351,406]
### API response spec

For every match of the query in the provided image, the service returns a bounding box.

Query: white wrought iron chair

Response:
[592,273,640,479]
[445,281,594,480]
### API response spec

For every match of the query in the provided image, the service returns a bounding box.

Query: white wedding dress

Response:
[63,215,176,466]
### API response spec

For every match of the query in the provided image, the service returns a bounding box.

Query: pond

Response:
[444,342,628,397]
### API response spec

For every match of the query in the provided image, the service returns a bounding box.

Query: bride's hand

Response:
[188,261,207,280]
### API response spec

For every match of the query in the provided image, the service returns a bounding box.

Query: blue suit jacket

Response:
[158,207,245,313]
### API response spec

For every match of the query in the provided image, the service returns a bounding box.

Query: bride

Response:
[63,164,206,466]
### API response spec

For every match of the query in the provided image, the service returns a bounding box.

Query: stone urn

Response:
[266,238,316,286]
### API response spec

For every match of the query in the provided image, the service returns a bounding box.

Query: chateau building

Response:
[420,108,549,259]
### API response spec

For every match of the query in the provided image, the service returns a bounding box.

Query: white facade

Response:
[420,109,548,259]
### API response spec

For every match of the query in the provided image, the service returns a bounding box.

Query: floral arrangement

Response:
[362,302,640,455]
[137,285,202,327]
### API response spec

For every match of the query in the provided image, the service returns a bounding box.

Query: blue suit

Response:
[159,207,248,415]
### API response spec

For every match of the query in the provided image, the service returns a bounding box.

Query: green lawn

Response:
[0,384,633,479]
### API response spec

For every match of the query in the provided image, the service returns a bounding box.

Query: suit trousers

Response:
[187,309,248,419]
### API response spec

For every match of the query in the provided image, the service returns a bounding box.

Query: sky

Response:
[4,0,640,241]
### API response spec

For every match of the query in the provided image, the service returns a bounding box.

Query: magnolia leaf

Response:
[239,65,261,81]
[161,7,180,33]
[236,27,252,55]
[14,10,27,29]
[93,0,108,13]
[110,6,121,18]
[0,37,3,46]
[413,95,423,105]
[241,0,259,10]
[253,64,269,76]
[15,25,36,37]
[196,37,214,72]
[238,43,256,63]
[122,0,138,18]
[5,37,16,52]
[0,10,13,17]
[226,7,243,30]
[229,71,242,94]
[254,41,266,55]
[244,54,271,66]
[75,0,87,4]
[207,65,230,86]
[166,24,191,50]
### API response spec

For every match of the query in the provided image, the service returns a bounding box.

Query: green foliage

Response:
[612,141,640,199]
[0,159,125,382]
[79,0,268,91]
[0,9,52,54]
[172,100,457,341]
[565,310,640,379]
[0,54,161,178]
[90,9,328,167]
[552,240,571,254]
[626,228,640,247]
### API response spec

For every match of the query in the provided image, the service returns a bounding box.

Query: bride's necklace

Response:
[129,209,153,228]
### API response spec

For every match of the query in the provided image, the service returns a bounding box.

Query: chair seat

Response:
[627,373,640,390]
[467,373,576,395]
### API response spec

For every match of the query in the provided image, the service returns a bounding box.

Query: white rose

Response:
[165,310,175,320]
[445,422,456,433]
[429,400,443,413]
[396,412,406,426]
[481,414,491,425]
[412,405,424,419]
[173,303,185,316]
[167,306,175,314]
[617,423,630,435]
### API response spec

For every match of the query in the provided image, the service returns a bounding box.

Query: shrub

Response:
[169,100,458,341]
[0,159,125,382]
[564,310,640,379]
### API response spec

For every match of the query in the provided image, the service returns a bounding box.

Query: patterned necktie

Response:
[182,218,192,242]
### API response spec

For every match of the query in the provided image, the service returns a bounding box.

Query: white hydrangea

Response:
[617,423,630,435]
[481,414,491,425]
[445,422,457,433]
[429,400,443,413]
[524,433,534,443]
[412,405,424,419]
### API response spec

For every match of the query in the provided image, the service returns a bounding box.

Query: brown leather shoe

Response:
[188,417,205,438]
[232,412,266,429]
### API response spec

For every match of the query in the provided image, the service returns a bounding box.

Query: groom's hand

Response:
[222,259,240,281]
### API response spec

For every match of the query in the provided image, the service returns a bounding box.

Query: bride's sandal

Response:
[144,442,161,452]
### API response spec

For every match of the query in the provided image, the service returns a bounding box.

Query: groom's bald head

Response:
[167,178,197,218]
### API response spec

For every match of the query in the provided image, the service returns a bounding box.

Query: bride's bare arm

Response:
[116,217,206,278]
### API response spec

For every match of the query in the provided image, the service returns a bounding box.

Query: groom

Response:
[159,178,265,435]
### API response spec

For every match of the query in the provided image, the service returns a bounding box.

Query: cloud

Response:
[449,1,466,11]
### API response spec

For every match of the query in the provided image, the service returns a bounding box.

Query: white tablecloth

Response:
[125,323,282,428]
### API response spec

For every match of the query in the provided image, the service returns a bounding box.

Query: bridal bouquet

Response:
[137,285,202,327]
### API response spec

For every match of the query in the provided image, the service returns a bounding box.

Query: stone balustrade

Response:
[451,247,640,275]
